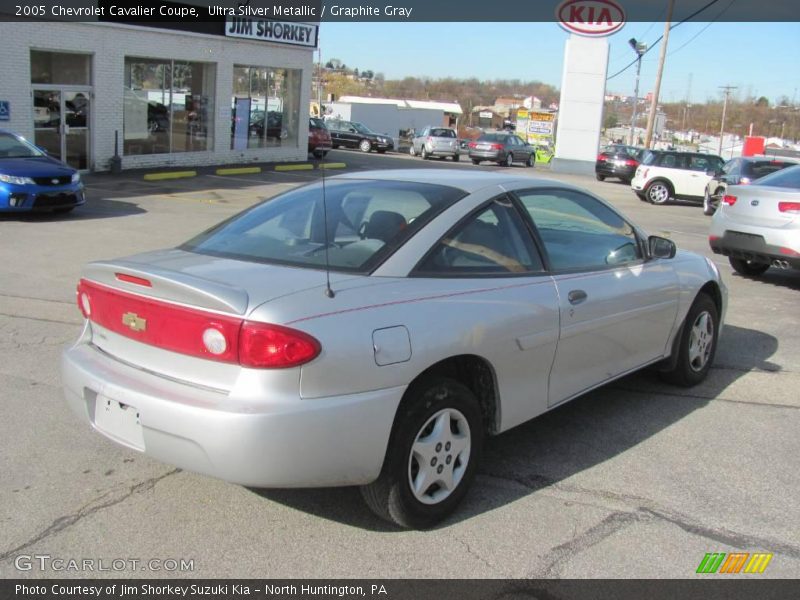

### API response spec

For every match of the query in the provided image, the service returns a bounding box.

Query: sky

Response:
[318,21,800,105]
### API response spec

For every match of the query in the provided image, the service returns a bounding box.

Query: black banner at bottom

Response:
[4,579,800,600]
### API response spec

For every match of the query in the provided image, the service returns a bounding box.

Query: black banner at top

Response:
[0,0,798,22]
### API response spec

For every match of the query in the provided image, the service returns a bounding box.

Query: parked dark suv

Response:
[703,155,799,215]
[326,120,393,153]
[595,144,644,183]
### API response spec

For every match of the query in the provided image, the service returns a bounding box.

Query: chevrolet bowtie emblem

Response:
[122,312,147,332]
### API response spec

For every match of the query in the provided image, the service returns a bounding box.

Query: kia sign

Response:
[556,0,626,37]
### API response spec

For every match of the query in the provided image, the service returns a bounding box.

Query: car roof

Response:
[331,168,578,194]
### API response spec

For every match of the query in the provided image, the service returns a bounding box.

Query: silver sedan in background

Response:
[709,164,800,275]
[63,170,726,529]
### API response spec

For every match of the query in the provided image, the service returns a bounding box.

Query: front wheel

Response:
[526,153,535,167]
[359,139,372,153]
[660,294,719,387]
[729,257,769,276]
[360,377,484,529]
[645,180,671,204]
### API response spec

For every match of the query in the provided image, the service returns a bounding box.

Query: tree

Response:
[755,96,770,108]
[604,113,618,129]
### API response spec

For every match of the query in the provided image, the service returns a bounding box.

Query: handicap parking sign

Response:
[0,101,9,121]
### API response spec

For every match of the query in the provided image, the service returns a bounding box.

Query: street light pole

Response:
[628,38,646,146]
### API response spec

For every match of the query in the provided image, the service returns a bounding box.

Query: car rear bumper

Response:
[62,340,404,487]
[709,221,800,268]
[596,163,636,179]
[469,150,503,161]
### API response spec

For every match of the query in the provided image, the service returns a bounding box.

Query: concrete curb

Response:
[143,170,197,181]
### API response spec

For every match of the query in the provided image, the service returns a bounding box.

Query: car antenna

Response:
[319,143,335,299]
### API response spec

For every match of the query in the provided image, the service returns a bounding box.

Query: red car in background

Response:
[308,117,332,158]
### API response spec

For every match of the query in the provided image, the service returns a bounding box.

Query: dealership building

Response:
[0,17,317,171]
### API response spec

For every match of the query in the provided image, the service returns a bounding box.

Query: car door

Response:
[687,155,716,198]
[513,188,680,406]
[414,127,429,154]
[413,196,560,430]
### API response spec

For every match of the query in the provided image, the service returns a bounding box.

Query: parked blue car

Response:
[0,129,85,213]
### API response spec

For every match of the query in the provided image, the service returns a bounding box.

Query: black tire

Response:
[526,153,535,167]
[360,377,484,529]
[377,149,387,154]
[471,159,480,165]
[645,180,672,205]
[421,147,430,160]
[503,152,513,167]
[729,257,770,276]
[660,294,719,387]
[452,154,460,162]
[621,177,632,184]
[359,139,372,153]
[596,173,606,181]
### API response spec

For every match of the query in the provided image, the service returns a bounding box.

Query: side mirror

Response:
[649,235,676,259]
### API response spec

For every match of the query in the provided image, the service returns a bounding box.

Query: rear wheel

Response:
[452,154,460,162]
[359,139,372,153]
[409,145,416,156]
[360,377,483,529]
[645,180,672,204]
[660,294,719,387]
[526,153,535,167]
[729,257,770,276]
[421,147,430,160]
[503,153,513,167]
[471,159,481,165]
[596,173,606,181]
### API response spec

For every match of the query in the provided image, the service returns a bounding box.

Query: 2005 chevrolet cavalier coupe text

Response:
[62,170,727,528]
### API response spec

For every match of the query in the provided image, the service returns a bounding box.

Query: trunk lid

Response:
[721,184,799,228]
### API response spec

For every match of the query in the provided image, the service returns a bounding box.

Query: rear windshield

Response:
[744,160,796,179]
[430,128,456,138]
[477,134,507,142]
[182,180,465,273]
[309,117,326,129]
[752,164,800,189]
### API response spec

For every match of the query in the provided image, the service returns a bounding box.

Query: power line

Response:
[606,0,722,81]
[667,0,738,57]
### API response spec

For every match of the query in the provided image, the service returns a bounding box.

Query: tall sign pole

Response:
[643,0,675,149]
[718,85,737,156]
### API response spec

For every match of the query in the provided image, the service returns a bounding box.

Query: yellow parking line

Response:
[143,171,197,181]
[275,164,314,172]
[319,163,347,169]
[216,167,262,176]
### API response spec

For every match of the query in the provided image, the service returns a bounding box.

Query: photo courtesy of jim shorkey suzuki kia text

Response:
[15,583,389,596]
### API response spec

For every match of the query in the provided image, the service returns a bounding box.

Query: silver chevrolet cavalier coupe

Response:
[63,170,727,528]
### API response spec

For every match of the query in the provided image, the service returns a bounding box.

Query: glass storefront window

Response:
[231,65,301,150]
[123,57,215,156]
[31,50,91,85]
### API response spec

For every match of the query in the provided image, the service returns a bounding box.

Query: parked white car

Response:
[631,150,725,205]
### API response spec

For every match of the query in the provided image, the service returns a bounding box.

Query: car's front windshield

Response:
[182,179,466,273]
[352,122,373,135]
[0,132,45,158]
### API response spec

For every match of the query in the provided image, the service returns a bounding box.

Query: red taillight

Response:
[115,273,152,287]
[625,159,638,167]
[597,154,607,162]
[77,279,320,369]
[722,195,737,206]
[779,247,800,257]
[779,202,800,214]
[490,143,503,150]
[641,168,649,178]
[239,322,321,368]
[468,142,477,148]
[709,235,720,243]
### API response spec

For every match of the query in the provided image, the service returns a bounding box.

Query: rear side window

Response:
[658,154,688,169]
[309,118,326,130]
[182,180,465,273]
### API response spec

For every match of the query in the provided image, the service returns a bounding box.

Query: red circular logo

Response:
[556,0,626,37]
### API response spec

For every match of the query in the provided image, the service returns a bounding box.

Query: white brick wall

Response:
[0,22,314,171]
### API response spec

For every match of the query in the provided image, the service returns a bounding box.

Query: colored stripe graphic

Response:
[697,553,726,574]
[744,553,773,573]
[719,553,749,573]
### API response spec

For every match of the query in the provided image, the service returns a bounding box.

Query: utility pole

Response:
[718,85,737,156]
[628,38,647,145]
[643,0,675,148]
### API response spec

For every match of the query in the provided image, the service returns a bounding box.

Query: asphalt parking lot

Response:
[2,149,799,579]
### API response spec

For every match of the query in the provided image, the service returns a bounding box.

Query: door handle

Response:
[568,290,587,305]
